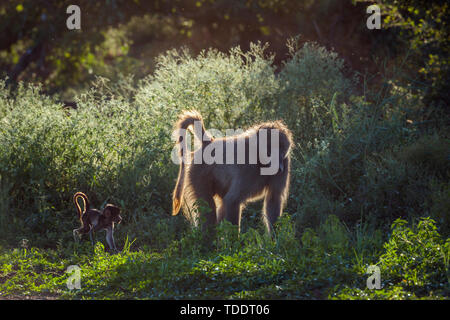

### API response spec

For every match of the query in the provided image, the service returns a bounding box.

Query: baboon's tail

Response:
[172,110,210,215]
[175,110,210,142]
[172,162,184,215]
[73,192,90,222]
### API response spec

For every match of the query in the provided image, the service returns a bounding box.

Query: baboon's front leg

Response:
[219,194,242,230]
[89,227,95,246]
[263,191,283,234]
[105,226,118,253]
[73,229,80,242]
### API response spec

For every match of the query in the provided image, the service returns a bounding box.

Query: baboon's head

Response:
[278,129,293,173]
[259,121,293,174]
[278,125,293,159]
[104,204,122,224]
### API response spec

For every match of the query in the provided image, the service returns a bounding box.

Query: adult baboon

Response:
[172,110,293,233]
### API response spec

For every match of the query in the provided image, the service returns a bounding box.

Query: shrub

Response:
[380,218,449,295]
[399,135,450,178]
[429,182,450,237]
[277,40,354,146]
[333,218,449,299]
[0,39,448,300]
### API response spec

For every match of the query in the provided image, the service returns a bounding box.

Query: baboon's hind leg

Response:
[189,180,217,229]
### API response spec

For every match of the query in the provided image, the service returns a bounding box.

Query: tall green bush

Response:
[0,40,447,255]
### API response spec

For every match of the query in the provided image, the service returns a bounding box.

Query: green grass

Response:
[0,217,448,299]
[0,40,448,299]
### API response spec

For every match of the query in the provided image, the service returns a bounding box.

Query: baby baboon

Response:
[172,110,293,233]
[73,192,122,252]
